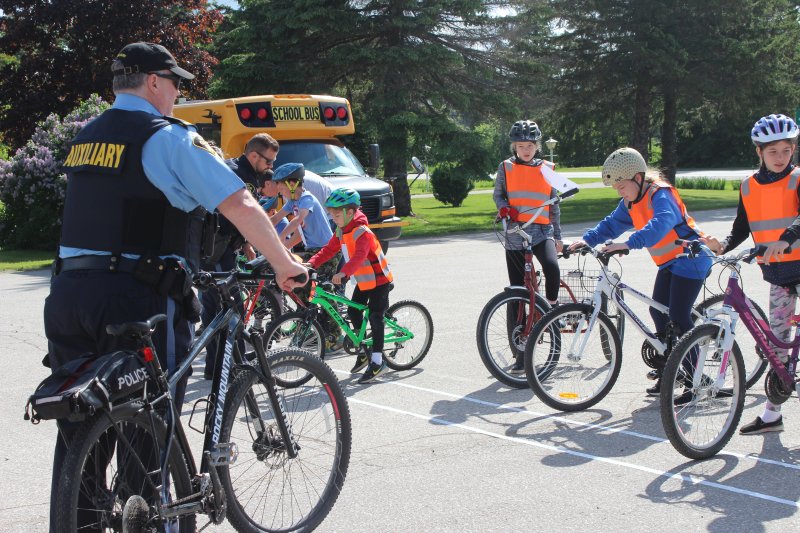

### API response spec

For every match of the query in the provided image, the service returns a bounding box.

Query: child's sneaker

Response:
[358,360,386,384]
[509,360,525,375]
[350,353,369,373]
[739,416,783,435]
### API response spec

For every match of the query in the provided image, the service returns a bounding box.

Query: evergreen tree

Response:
[212,0,546,214]
[544,0,800,178]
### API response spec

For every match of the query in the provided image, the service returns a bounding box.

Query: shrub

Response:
[430,163,474,207]
[675,177,727,190]
[0,94,109,249]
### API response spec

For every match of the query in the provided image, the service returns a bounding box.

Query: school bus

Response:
[173,94,404,249]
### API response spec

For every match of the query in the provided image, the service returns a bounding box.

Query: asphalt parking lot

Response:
[1,207,798,532]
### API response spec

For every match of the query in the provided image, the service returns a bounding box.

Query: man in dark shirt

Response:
[201,134,279,377]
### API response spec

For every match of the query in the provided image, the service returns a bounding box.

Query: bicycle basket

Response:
[555,268,601,305]
[25,350,150,423]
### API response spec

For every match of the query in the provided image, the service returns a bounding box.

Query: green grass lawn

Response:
[0,248,53,272]
[0,184,738,271]
[403,187,739,238]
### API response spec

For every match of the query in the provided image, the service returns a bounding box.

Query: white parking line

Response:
[348,396,800,508]
[335,367,800,472]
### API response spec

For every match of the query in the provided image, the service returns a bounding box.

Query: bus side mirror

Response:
[369,144,380,176]
[411,156,425,174]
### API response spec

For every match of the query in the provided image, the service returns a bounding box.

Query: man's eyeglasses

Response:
[255,152,275,165]
[149,72,182,91]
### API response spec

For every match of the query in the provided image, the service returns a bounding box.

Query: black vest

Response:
[60,109,207,270]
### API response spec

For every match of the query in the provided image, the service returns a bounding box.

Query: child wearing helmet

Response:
[702,113,800,435]
[307,187,395,384]
[569,147,711,395]
[270,162,333,252]
[494,120,564,374]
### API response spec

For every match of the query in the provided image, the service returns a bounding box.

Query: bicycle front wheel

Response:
[55,403,195,533]
[383,300,434,370]
[476,288,550,388]
[525,303,622,411]
[660,323,745,459]
[694,294,767,389]
[221,347,352,532]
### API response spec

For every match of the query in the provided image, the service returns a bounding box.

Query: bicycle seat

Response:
[245,255,271,274]
[106,314,167,337]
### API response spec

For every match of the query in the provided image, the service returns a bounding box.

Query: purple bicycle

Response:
[660,242,799,459]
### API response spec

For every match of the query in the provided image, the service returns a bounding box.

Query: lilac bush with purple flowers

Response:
[0,94,109,249]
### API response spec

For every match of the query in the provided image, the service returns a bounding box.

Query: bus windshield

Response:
[275,141,366,177]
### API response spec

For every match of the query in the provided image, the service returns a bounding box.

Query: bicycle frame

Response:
[129,270,300,520]
[308,284,415,350]
[706,268,800,390]
[583,253,670,354]
[502,189,580,334]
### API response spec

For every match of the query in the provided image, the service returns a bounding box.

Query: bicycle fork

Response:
[247,329,300,459]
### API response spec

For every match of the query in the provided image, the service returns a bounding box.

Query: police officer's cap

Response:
[112,42,195,80]
[272,163,305,183]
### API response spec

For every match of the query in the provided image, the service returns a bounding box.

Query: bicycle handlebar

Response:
[674,239,791,265]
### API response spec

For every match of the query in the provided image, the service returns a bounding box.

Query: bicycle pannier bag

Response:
[25,350,151,423]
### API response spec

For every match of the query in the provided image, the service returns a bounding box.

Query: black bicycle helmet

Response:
[509,120,543,143]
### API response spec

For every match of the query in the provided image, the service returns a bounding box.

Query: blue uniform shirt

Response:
[61,93,244,260]
[582,188,712,279]
[283,191,333,248]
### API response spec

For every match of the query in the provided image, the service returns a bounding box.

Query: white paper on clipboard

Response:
[540,164,580,194]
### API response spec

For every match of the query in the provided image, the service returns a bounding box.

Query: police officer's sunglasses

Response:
[149,72,183,91]
[255,152,275,165]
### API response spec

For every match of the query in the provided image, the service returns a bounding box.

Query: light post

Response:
[545,137,558,164]
[423,145,431,191]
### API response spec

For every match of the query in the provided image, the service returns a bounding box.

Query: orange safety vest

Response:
[627,181,703,266]
[503,160,552,224]
[340,225,393,290]
[741,169,800,263]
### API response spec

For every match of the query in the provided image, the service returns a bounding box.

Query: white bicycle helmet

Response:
[601,147,647,187]
[751,114,799,145]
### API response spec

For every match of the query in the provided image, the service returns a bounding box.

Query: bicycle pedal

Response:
[209,442,239,466]
[188,397,211,434]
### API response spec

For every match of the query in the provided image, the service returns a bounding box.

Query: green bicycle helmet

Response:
[325,187,361,208]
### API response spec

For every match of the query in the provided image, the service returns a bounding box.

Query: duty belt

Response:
[57,255,139,274]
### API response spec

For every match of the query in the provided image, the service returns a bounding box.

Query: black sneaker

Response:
[673,389,695,406]
[358,360,386,384]
[646,369,661,381]
[351,353,369,373]
[646,379,661,396]
[509,360,525,375]
[739,416,783,435]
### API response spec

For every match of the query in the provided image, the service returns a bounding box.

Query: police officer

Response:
[44,41,307,530]
[200,133,279,377]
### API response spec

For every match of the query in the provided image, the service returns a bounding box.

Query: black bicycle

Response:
[49,257,352,532]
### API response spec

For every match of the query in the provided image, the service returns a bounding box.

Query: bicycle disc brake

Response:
[765,368,793,405]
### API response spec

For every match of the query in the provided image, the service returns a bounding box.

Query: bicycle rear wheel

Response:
[383,300,434,370]
[525,303,622,411]
[660,323,745,459]
[220,348,352,532]
[55,403,195,533]
[476,288,550,388]
[694,294,767,389]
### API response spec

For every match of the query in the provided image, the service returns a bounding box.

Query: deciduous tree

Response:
[0,0,222,148]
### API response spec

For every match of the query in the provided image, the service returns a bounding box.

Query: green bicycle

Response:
[264,278,434,384]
